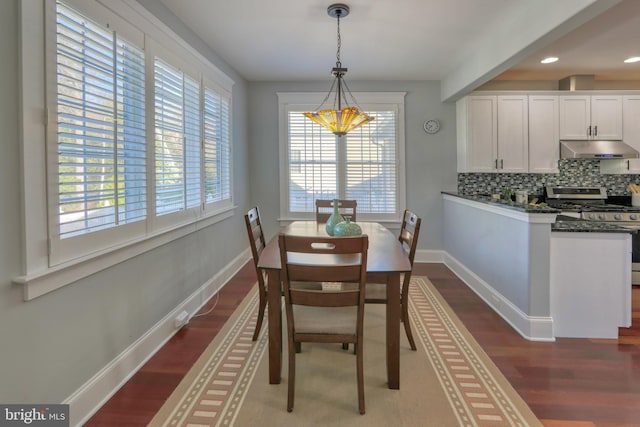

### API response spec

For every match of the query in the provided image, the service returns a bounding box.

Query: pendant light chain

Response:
[336,12,342,68]
[334,11,343,111]
[302,4,374,136]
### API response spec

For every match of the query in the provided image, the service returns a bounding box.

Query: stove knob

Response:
[614,214,623,220]
[587,213,596,220]
[598,214,606,220]
[631,214,638,220]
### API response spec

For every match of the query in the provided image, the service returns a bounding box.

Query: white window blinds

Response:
[288,112,337,213]
[153,59,202,215]
[345,111,397,213]
[55,1,146,239]
[204,87,232,204]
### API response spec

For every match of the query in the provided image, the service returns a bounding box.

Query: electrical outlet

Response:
[174,310,189,329]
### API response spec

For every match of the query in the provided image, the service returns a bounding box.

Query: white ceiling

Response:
[498,0,640,81]
[158,0,640,86]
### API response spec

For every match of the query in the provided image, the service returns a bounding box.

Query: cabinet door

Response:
[497,95,528,173]
[624,95,640,173]
[528,95,559,173]
[463,96,497,172]
[591,95,622,140]
[559,96,590,139]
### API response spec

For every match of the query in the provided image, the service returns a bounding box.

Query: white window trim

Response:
[15,0,235,300]
[277,91,407,224]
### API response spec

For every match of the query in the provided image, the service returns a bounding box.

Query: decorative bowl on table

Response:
[333,217,362,236]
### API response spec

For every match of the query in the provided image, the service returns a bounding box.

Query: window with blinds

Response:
[288,113,338,213]
[286,108,399,217]
[153,59,202,215]
[154,61,232,216]
[56,1,146,239]
[204,88,232,204]
[47,0,234,266]
[345,111,397,213]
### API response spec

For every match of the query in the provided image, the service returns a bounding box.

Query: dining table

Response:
[257,220,412,389]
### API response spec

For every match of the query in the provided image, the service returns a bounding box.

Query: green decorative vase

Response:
[333,217,362,236]
[325,199,344,236]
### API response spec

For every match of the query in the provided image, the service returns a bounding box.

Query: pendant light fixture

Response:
[303,3,373,136]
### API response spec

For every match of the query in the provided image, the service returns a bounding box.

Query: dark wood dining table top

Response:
[258,221,411,274]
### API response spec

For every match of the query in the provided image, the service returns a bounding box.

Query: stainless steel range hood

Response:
[560,140,640,159]
[558,75,594,91]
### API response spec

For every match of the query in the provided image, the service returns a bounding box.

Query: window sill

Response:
[13,206,236,301]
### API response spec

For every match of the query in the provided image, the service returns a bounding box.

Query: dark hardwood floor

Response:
[86,262,640,426]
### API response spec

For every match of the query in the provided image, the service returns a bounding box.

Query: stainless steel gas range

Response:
[546,186,640,285]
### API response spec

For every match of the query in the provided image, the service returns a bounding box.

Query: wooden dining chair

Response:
[365,209,422,351]
[315,199,357,223]
[244,207,269,341]
[278,233,369,414]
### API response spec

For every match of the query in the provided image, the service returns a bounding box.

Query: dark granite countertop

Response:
[442,192,635,233]
[441,191,559,213]
[552,215,636,234]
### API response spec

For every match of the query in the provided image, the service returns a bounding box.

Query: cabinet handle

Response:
[588,125,592,136]
[495,159,498,169]
[628,160,631,171]
[500,159,504,169]
[594,125,598,136]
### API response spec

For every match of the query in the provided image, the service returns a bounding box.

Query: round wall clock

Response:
[423,119,440,134]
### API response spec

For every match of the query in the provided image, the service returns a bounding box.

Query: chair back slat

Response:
[287,264,363,283]
[290,289,360,307]
[283,235,364,254]
[399,209,421,266]
[315,199,357,223]
[244,207,267,286]
[251,225,265,252]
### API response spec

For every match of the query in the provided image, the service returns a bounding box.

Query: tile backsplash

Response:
[458,159,640,196]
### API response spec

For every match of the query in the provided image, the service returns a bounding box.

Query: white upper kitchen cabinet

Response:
[591,94,640,175]
[559,95,622,140]
[497,96,528,172]
[529,95,560,173]
[623,95,640,173]
[457,95,497,173]
[457,95,528,173]
[528,95,559,173]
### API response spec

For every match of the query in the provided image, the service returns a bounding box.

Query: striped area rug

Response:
[149,277,541,427]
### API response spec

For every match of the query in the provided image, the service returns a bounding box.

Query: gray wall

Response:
[0,0,250,403]
[247,80,458,249]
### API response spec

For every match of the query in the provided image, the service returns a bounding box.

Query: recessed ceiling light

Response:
[624,57,640,63]
[540,57,559,64]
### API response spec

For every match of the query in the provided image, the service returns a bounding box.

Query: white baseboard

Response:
[414,249,445,263]
[64,249,252,427]
[442,252,554,342]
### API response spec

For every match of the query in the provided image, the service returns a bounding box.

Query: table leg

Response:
[386,272,400,389]
[267,269,282,384]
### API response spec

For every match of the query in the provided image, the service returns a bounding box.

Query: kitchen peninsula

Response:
[442,192,632,341]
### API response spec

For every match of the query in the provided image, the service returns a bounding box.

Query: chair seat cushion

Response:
[365,283,387,301]
[293,305,357,335]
